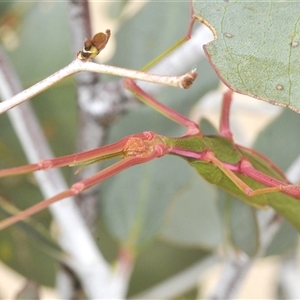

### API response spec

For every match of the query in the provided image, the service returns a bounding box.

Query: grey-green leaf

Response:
[193,1,300,112]
[161,178,222,249]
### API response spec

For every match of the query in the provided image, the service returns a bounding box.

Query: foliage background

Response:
[0,1,299,299]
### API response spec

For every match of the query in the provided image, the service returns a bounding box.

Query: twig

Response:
[0,21,212,298]
[0,46,116,299]
[68,0,105,233]
[62,1,109,297]
[277,254,300,298]
[68,2,136,296]
[0,59,197,115]
[60,24,212,120]
[206,209,282,299]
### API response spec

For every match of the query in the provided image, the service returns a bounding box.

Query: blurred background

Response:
[0,1,299,299]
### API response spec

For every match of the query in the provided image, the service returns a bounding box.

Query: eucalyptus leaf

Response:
[7,2,71,85]
[102,155,216,250]
[265,220,298,256]
[254,108,300,255]
[193,0,300,112]
[224,193,259,257]
[127,240,208,297]
[254,108,300,172]
[108,2,190,70]
[161,178,221,249]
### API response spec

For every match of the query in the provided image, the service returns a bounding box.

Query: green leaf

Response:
[102,155,217,250]
[0,1,18,17]
[101,0,219,252]
[254,109,300,172]
[265,220,298,256]
[193,1,300,112]
[0,225,56,286]
[127,240,208,297]
[220,192,259,257]
[108,2,190,70]
[254,108,300,255]
[7,2,71,85]
[0,198,63,261]
[107,1,131,19]
[161,178,222,249]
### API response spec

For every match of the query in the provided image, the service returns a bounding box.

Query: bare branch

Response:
[206,209,282,299]
[278,254,300,298]
[67,0,106,233]
[61,24,212,121]
[0,60,198,115]
[0,23,212,298]
[0,46,117,299]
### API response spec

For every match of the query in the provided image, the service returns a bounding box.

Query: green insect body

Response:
[166,134,300,231]
[1,25,300,236]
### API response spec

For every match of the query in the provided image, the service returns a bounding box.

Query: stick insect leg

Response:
[0,130,172,229]
[206,152,290,199]
[0,134,132,178]
[141,5,196,72]
[123,6,201,135]
[0,151,160,230]
[240,159,300,198]
[216,91,300,198]
[124,79,201,135]
[219,89,234,139]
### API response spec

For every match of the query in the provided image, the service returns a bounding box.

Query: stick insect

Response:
[1,20,300,235]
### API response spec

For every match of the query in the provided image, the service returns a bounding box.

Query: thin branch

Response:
[67,2,132,297]
[66,11,108,297]
[0,23,212,298]
[0,46,117,299]
[68,0,93,57]
[59,24,212,121]
[277,254,300,298]
[0,24,212,118]
[68,0,105,233]
[206,251,252,300]
[0,59,197,115]
[206,209,282,299]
